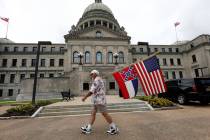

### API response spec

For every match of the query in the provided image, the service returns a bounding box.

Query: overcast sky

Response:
[0,0,210,45]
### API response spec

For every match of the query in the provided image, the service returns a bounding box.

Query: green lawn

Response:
[0,99,62,106]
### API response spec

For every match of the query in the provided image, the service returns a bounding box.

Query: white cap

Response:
[90,70,99,75]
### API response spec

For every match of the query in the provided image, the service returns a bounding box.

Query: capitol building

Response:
[0,0,210,100]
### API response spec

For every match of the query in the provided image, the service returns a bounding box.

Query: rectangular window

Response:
[14,47,18,52]
[162,48,165,52]
[172,71,176,79]
[20,74,25,80]
[31,59,36,67]
[176,48,179,53]
[42,47,46,52]
[49,73,54,78]
[33,47,37,52]
[154,48,158,52]
[179,71,183,79]
[0,89,3,97]
[140,48,143,53]
[169,48,172,53]
[8,89,13,96]
[109,82,115,90]
[60,47,64,52]
[12,59,17,67]
[177,58,181,66]
[40,59,45,67]
[59,59,64,67]
[2,59,7,67]
[4,47,9,52]
[83,83,89,90]
[163,58,167,66]
[40,74,45,78]
[22,59,27,67]
[192,55,197,63]
[170,58,174,66]
[164,71,169,79]
[50,59,54,67]
[0,74,5,83]
[23,47,28,52]
[51,47,55,52]
[30,74,35,78]
[10,74,15,83]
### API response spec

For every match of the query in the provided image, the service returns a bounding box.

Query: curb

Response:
[0,116,31,120]
[153,105,183,111]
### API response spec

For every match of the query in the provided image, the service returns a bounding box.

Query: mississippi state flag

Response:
[113,65,138,99]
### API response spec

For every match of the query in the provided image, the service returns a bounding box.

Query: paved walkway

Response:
[48,95,144,107]
[0,105,210,140]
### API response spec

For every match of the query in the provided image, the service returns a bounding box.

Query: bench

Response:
[61,89,75,101]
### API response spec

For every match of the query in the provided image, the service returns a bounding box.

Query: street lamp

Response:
[78,52,84,65]
[32,41,52,105]
[113,53,119,65]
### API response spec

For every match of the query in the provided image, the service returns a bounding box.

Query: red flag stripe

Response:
[140,62,156,95]
[113,72,130,99]
[148,72,157,95]
[134,64,149,96]
[135,63,150,96]
[153,71,161,94]
[158,70,166,92]
[157,70,165,92]
[160,70,167,92]
[137,62,152,95]
[151,72,159,94]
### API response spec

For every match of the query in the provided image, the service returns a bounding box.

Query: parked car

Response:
[158,78,210,105]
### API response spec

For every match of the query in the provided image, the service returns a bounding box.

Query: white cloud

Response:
[0,0,209,44]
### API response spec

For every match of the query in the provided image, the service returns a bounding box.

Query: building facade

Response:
[0,0,210,100]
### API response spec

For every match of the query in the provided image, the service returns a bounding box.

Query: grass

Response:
[0,99,62,106]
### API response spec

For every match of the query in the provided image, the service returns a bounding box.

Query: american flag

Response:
[0,17,9,22]
[134,56,166,96]
[174,22,180,27]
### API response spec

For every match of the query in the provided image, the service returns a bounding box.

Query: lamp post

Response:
[32,41,52,105]
[113,53,119,65]
[78,52,84,65]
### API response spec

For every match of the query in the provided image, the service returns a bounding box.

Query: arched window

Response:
[96,51,102,63]
[108,52,113,64]
[73,51,79,63]
[96,31,102,38]
[85,51,91,64]
[119,51,124,63]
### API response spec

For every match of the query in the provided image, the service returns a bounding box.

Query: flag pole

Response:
[174,26,178,44]
[5,20,9,39]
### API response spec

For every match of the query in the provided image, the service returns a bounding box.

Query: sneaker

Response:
[107,126,119,135]
[81,125,92,134]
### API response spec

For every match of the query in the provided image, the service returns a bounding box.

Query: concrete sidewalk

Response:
[1,105,210,140]
[48,95,144,107]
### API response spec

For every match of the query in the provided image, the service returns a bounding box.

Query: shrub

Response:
[135,96,174,107]
[6,104,35,116]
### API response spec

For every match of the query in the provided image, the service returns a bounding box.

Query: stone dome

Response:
[83,1,113,16]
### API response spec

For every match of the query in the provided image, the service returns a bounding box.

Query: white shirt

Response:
[89,76,106,105]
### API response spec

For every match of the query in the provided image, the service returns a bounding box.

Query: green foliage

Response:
[135,96,174,107]
[6,104,35,116]
[3,99,62,117]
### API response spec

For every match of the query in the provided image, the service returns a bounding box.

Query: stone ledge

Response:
[0,116,31,120]
[153,105,183,111]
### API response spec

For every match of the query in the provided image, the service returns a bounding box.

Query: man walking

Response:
[81,70,119,135]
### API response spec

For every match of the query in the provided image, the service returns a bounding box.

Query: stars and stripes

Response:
[133,56,167,96]
[174,22,180,27]
[0,17,9,22]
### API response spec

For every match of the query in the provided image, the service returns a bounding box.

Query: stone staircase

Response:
[35,101,153,118]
